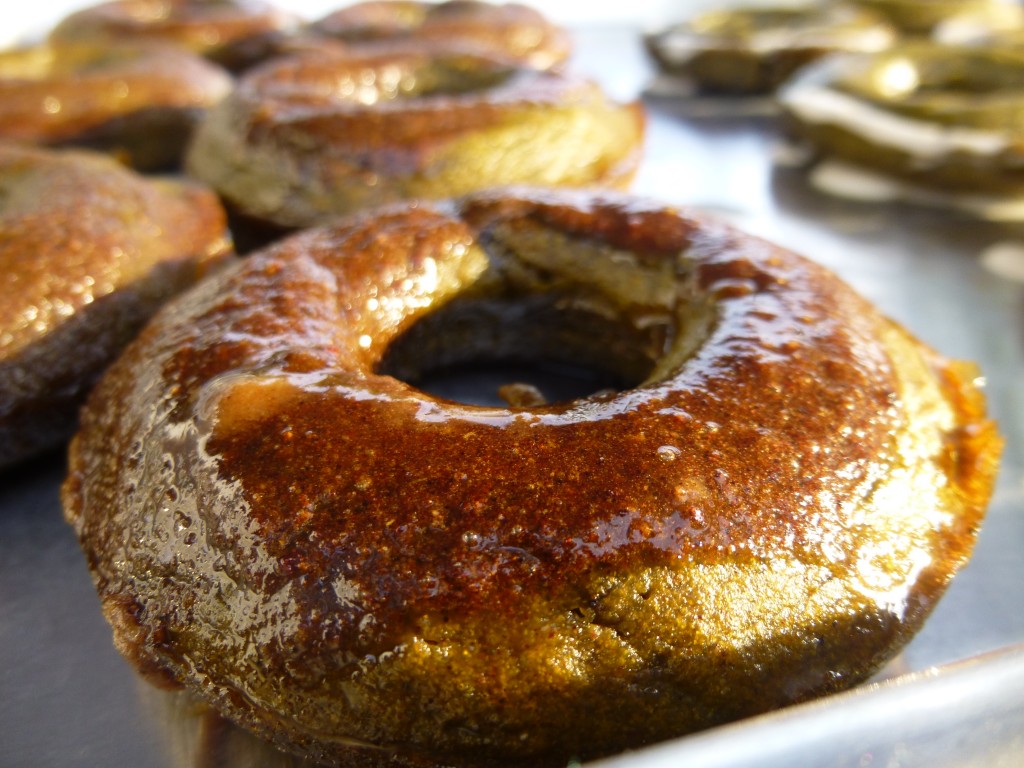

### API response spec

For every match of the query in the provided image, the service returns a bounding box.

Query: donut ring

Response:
[314,0,571,70]
[644,3,895,95]
[64,188,1000,766]
[0,42,232,170]
[49,0,300,71]
[778,42,1024,214]
[0,143,230,469]
[853,0,1008,34]
[185,49,644,229]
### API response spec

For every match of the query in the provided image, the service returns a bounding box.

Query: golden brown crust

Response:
[314,0,571,70]
[63,188,1000,766]
[49,0,300,71]
[0,143,231,468]
[0,41,232,170]
[186,49,644,229]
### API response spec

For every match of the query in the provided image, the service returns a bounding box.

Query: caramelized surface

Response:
[0,143,230,468]
[64,189,1000,766]
[0,41,231,170]
[50,0,300,69]
[315,0,571,70]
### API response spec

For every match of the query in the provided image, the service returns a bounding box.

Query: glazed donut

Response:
[853,0,1011,34]
[185,49,644,229]
[49,0,300,71]
[63,188,1000,767]
[0,41,232,171]
[0,143,230,470]
[778,42,1024,217]
[644,3,895,96]
[313,0,571,70]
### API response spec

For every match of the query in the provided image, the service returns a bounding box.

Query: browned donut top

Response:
[233,48,601,142]
[49,0,299,56]
[0,42,232,145]
[0,143,229,358]
[66,189,996,664]
[315,0,572,69]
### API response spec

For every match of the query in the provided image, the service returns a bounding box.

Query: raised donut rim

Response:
[63,187,1000,766]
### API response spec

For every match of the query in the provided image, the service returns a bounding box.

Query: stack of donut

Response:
[0,2,1002,768]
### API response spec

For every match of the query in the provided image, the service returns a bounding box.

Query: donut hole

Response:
[376,293,663,407]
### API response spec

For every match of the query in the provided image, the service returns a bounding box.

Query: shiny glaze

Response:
[64,189,1000,765]
[0,143,230,468]
[314,0,572,70]
[0,41,232,170]
[779,43,1024,198]
[50,0,300,69]
[186,48,644,227]
[644,3,895,95]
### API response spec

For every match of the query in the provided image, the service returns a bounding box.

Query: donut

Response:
[852,0,1010,34]
[644,3,895,96]
[185,48,645,230]
[778,42,1024,217]
[0,41,232,171]
[63,188,1000,767]
[49,0,300,72]
[0,143,230,470]
[313,0,571,70]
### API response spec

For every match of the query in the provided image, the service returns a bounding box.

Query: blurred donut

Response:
[186,48,645,229]
[0,143,230,468]
[0,41,232,170]
[645,3,895,95]
[314,0,571,70]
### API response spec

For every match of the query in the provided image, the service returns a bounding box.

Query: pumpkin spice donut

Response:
[778,41,1024,217]
[49,0,300,72]
[644,2,896,95]
[185,48,645,229]
[0,143,230,470]
[0,41,232,171]
[64,187,1000,767]
[313,0,572,70]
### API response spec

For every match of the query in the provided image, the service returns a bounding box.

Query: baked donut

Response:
[778,42,1024,217]
[185,49,644,229]
[313,0,571,70]
[49,0,300,72]
[853,0,1010,34]
[0,143,230,470]
[644,3,896,96]
[63,188,1000,767]
[0,41,232,171]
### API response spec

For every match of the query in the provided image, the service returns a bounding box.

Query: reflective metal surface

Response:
[2,24,1023,768]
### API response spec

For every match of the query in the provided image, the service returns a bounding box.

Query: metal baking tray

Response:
[2,22,1023,768]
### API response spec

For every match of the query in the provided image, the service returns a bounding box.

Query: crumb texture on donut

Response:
[0,143,230,469]
[63,189,1000,766]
